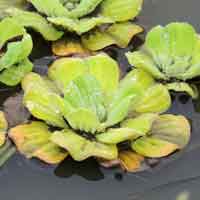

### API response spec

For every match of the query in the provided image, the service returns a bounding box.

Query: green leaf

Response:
[9,121,68,164]
[0,17,25,48]
[105,95,133,127]
[0,0,28,19]
[100,0,143,22]
[131,114,191,157]
[96,128,144,144]
[128,22,200,81]
[48,16,113,35]
[82,22,143,50]
[48,57,88,92]
[121,113,158,134]
[0,58,33,86]
[48,54,120,98]
[66,108,102,134]
[51,129,118,161]
[64,74,106,122]
[27,0,69,17]
[108,69,155,117]
[126,51,166,80]
[22,73,70,128]
[0,33,33,71]
[151,114,191,148]
[134,84,171,114]
[131,137,178,158]
[6,8,64,41]
[85,54,120,102]
[166,82,198,99]
[64,0,104,18]
[0,111,8,146]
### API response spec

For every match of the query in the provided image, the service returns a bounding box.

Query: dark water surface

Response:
[1,0,200,200]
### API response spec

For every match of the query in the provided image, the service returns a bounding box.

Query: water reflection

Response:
[55,157,104,181]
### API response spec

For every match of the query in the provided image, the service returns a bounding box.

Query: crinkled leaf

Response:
[51,129,118,161]
[52,37,89,56]
[48,54,120,98]
[48,57,88,92]
[128,23,200,81]
[6,8,63,41]
[0,17,25,49]
[0,33,33,71]
[131,114,191,158]
[22,73,70,128]
[64,74,106,122]
[105,95,133,127]
[0,58,33,86]
[82,22,143,50]
[66,108,102,134]
[48,16,113,35]
[134,84,171,114]
[166,82,198,99]
[9,121,68,164]
[108,69,155,117]
[100,0,143,22]
[121,113,158,134]
[0,111,8,146]
[131,137,178,158]
[85,54,120,102]
[151,114,191,148]
[0,0,28,19]
[27,0,69,17]
[63,0,104,18]
[126,51,166,79]
[96,128,144,144]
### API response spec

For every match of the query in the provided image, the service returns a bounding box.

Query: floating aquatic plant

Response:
[8,53,190,167]
[126,22,200,98]
[0,17,33,86]
[7,0,144,50]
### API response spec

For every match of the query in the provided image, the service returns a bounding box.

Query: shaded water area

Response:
[1,0,200,199]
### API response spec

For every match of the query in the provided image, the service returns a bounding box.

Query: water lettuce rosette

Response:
[8,53,190,168]
[6,0,144,50]
[0,17,33,86]
[126,22,200,98]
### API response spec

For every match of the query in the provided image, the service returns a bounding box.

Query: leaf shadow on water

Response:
[54,157,104,181]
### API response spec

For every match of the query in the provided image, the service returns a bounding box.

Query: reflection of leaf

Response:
[82,22,143,50]
[6,8,63,41]
[48,16,113,35]
[9,121,68,164]
[100,0,143,22]
[3,93,30,127]
[0,58,33,86]
[51,129,118,161]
